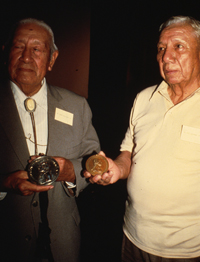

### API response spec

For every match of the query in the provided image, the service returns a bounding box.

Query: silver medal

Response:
[27,156,60,185]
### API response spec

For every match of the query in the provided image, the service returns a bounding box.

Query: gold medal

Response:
[86,154,108,176]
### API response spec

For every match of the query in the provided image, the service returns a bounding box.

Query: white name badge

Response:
[55,108,74,126]
[181,125,200,144]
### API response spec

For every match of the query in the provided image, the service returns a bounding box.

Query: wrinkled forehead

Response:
[158,24,200,49]
[13,23,51,47]
[159,24,197,41]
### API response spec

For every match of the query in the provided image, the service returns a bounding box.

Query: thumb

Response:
[99,151,106,157]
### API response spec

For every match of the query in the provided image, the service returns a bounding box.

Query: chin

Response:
[165,77,182,86]
[16,77,36,85]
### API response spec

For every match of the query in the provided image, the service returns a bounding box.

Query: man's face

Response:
[8,23,58,96]
[157,24,200,88]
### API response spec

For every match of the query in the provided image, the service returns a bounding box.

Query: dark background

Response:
[1,1,200,261]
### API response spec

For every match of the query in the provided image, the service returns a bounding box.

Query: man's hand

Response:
[29,155,76,183]
[53,157,76,183]
[83,151,131,186]
[1,170,54,196]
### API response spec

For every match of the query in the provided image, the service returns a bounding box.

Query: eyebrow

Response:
[14,38,45,45]
[157,41,165,47]
[157,38,187,45]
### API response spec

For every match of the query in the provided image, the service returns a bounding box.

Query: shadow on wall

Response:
[46,6,90,98]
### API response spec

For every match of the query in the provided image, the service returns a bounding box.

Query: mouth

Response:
[18,67,34,71]
[164,69,178,76]
[17,67,35,73]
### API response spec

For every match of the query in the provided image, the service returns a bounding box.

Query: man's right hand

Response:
[83,151,132,186]
[0,170,54,196]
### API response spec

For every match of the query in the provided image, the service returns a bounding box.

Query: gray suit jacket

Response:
[0,81,100,262]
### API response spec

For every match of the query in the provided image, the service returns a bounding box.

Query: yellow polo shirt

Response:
[121,81,200,258]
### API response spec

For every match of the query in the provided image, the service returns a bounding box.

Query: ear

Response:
[48,50,59,71]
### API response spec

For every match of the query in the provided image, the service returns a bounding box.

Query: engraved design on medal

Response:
[27,156,60,185]
[86,155,108,176]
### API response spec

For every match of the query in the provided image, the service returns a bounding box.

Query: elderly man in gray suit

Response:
[0,18,100,262]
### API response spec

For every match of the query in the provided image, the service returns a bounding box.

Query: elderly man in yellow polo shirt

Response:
[84,15,200,261]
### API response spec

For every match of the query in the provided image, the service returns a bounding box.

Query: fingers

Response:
[84,170,92,178]
[17,179,54,196]
[98,151,106,157]
[83,152,118,186]
[87,171,112,185]
[17,171,29,180]
[92,177,111,186]
[7,171,54,196]
[28,155,40,163]
[31,184,54,192]
[96,177,111,185]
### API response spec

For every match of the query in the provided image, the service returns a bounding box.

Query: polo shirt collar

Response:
[150,80,200,102]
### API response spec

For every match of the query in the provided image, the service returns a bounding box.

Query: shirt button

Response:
[32,200,38,207]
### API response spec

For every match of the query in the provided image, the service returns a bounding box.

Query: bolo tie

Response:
[24,97,38,155]
[24,97,54,261]
[24,98,59,186]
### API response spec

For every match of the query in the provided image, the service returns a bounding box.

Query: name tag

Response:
[55,108,74,126]
[181,125,200,144]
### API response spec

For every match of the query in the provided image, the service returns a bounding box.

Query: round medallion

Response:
[86,154,109,176]
[27,156,60,185]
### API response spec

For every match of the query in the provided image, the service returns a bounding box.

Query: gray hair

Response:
[17,18,58,57]
[159,16,200,40]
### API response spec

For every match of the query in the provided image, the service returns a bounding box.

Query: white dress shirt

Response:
[11,79,48,156]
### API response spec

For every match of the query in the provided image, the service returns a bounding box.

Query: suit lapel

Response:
[0,82,30,168]
[46,84,63,156]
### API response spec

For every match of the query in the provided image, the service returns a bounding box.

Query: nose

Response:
[162,47,175,63]
[20,47,33,63]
